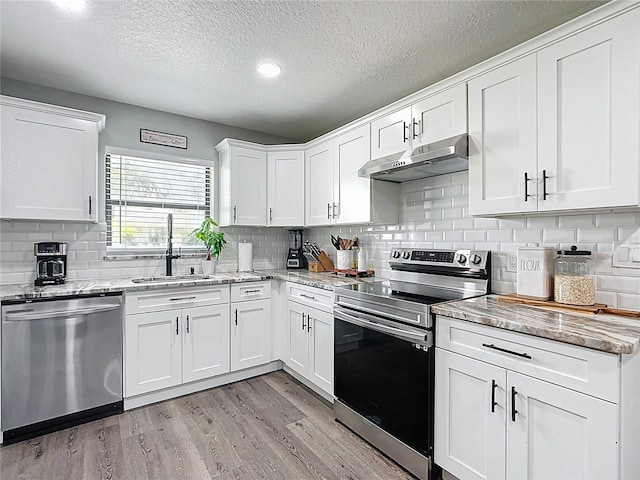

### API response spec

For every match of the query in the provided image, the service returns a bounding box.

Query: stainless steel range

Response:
[333,248,491,480]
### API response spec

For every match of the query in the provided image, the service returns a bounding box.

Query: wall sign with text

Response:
[140,129,188,149]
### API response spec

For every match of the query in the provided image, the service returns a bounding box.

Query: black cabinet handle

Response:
[511,386,518,422]
[233,205,237,222]
[235,309,238,326]
[186,314,190,333]
[542,169,549,200]
[307,316,311,332]
[482,343,532,360]
[491,379,498,413]
[327,203,331,220]
[89,195,92,215]
[524,172,530,201]
[412,119,419,140]
[302,313,306,330]
[269,207,273,223]
[403,122,409,142]
[176,316,179,335]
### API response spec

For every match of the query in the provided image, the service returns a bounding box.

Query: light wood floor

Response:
[0,371,414,479]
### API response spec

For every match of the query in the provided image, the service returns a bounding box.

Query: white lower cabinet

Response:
[435,317,620,480]
[230,282,272,372]
[284,282,334,396]
[125,286,231,397]
[285,300,334,395]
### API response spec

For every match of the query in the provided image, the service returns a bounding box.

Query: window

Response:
[105,150,212,253]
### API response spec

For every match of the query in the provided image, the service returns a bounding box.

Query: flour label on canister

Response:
[517,246,555,300]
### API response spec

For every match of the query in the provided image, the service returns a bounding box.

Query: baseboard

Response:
[282,364,335,404]
[124,361,282,410]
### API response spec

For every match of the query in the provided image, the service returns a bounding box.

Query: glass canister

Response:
[554,245,595,305]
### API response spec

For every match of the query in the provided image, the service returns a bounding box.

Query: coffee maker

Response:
[286,230,307,269]
[34,242,67,286]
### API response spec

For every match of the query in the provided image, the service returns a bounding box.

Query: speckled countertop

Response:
[432,295,640,354]
[0,269,379,302]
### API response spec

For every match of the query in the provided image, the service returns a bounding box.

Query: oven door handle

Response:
[334,308,427,343]
[335,300,421,325]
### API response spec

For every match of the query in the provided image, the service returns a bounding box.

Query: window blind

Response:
[105,153,211,252]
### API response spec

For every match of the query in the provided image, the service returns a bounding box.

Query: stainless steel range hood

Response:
[358,134,468,183]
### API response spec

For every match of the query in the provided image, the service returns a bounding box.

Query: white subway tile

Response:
[487,230,512,242]
[0,272,27,284]
[433,220,453,230]
[618,226,640,242]
[558,215,595,228]
[513,229,542,243]
[0,232,26,241]
[442,208,464,220]
[595,212,639,227]
[577,228,614,243]
[454,218,475,230]
[527,216,558,228]
[499,218,527,229]
[26,232,52,241]
[474,218,499,229]
[543,229,576,243]
[594,291,617,307]
[52,232,77,241]
[598,275,640,293]
[618,294,640,310]
[10,221,40,232]
[444,231,464,242]
[464,230,487,242]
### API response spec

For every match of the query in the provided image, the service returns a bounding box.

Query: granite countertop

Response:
[432,295,640,355]
[0,269,380,302]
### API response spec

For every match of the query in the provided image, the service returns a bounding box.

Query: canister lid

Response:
[557,245,591,255]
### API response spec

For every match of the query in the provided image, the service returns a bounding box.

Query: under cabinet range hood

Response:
[358,134,468,183]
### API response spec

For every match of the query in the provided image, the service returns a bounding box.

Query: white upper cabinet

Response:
[469,9,640,216]
[306,125,399,226]
[216,140,267,226]
[370,84,467,160]
[305,140,335,226]
[267,149,304,226]
[468,55,538,215]
[537,10,640,211]
[411,83,467,147]
[0,96,105,222]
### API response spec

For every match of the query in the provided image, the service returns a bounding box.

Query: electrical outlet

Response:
[507,253,518,272]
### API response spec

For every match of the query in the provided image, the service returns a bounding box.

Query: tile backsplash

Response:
[1,171,639,309]
[0,222,289,285]
[306,172,640,310]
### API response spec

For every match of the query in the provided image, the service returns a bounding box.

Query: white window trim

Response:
[104,146,216,256]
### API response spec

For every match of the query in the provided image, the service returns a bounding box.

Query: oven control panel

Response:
[389,248,489,269]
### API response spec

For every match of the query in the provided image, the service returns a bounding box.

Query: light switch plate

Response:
[613,242,640,269]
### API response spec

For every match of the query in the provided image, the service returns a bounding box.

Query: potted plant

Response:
[191,217,226,274]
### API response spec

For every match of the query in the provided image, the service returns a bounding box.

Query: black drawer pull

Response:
[482,343,532,360]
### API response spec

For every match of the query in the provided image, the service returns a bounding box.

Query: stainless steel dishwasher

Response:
[1,293,123,444]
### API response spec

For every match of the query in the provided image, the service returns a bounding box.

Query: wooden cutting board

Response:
[496,293,640,318]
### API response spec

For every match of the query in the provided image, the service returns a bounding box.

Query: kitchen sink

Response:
[131,274,215,284]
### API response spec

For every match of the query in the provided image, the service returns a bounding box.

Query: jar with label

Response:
[554,246,595,305]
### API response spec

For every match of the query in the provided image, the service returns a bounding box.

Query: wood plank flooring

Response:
[0,371,414,479]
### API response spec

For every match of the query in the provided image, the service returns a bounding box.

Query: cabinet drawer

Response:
[231,281,271,302]
[287,282,334,313]
[436,316,619,403]
[126,285,230,315]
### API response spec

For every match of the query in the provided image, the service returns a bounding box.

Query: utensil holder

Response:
[336,250,352,270]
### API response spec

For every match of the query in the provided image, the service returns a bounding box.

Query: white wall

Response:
[307,172,640,310]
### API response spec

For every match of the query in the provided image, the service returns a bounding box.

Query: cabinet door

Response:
[307,308,334,395]
[125,311,182,397]
[537,11,640,211]
[370,106,412,160]
[468,55,538,216]
[230,299,271,371]
[285,300,309,377]
[333,124,371,224]
[267,150,304,226]
[305,141,335,226]
[230,146,267,225]
[182,305,230,383]
[0,104,98,221]
[507,371,618,480]
[435,349,507,480]
[412,84,467,147]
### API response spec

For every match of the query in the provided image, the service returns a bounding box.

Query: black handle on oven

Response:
[482,343,532,360]
[334,308,428,344]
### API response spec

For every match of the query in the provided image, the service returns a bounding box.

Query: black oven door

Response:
[334,307,434,456]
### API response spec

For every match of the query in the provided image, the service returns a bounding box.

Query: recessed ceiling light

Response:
[51,0,87,12]
[256,62,282,78]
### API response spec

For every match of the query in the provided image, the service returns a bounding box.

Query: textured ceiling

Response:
[0,0,604,142]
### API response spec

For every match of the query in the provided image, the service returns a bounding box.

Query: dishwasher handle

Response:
[4,304,121,322]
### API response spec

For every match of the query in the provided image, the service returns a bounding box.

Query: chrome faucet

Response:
[165,213,180,276]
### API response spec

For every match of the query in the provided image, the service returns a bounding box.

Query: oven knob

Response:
[402,251,411,260]
[392,250,401,259]
[471,254,482,265]
[457,254,467,264]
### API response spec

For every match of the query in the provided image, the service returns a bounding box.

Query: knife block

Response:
[308,252,334,272]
